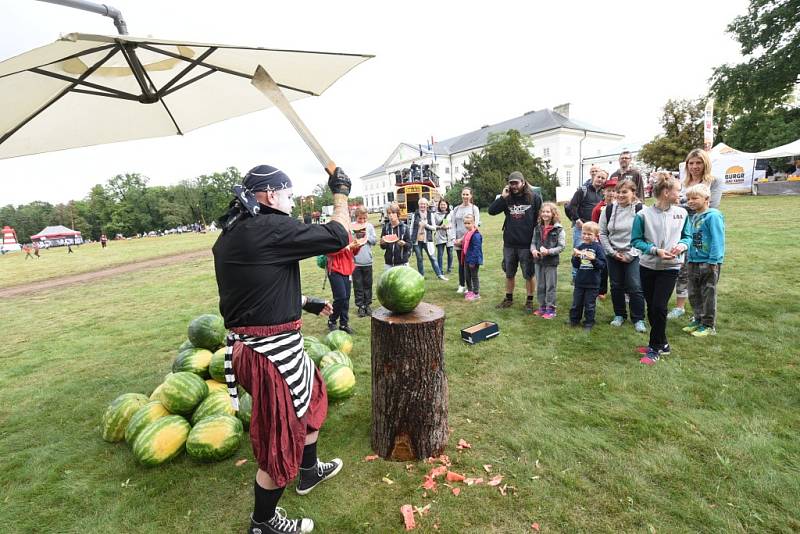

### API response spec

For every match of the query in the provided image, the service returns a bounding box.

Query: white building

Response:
[359,104,625,205]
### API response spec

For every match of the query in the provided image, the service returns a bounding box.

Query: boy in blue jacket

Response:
[682,184,725,337]
[569,221,606,330]
[460,214,483,301]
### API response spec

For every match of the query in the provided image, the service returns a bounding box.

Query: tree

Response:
[710,0,800,114]
[722,107,800,152]
[639,99,732,169]
[462,129,558,205]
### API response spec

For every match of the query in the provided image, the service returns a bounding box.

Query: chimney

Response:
[553,103,570,118]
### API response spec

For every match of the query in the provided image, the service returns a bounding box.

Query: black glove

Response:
[302,296,327,315]
[328,167,351,196]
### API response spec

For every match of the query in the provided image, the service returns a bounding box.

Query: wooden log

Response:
[370,302,448,461]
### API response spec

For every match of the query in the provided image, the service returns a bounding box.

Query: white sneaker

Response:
[456,286,465,293]
[438,275,449,281]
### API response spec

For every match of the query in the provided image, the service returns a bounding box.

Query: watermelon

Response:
[303,336,320,351]
[205,379,228,394]
[324,330,353,355]
[320,350,353,370]
[172,347,213,378]
[125,400,170,445]
[376,266,425,313]
[101,393,149,442]
[159,372,208,415]
[178,339,194,352]
[321,363,356,400]
[191,391,236,425]
[237,389,252,431]
[209,347,227,382]
[306,342,330,366]
[132,415,191,467]
[316,255,327,269]
[186,415,243,463]
[188,314,226,350]
[383,234,399,243]
[149,383,165,401]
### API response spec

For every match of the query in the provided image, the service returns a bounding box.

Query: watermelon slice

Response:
[383,234,399,243]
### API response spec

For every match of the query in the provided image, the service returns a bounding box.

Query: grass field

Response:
[0,232,217,288]
[1,196,799,533]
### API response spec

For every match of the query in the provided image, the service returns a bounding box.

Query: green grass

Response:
[1,196,799,533]
[0,232,217,288]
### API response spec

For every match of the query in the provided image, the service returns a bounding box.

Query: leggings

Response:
[640,266,679,349]
[464,263,480,293]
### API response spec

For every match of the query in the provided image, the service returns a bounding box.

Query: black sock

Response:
[253,481,284,523]
[301,441,317,469]
[505,293,513,301]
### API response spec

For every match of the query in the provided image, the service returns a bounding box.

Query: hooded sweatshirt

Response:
[631,204,692,270]
[599,202,642,257]
[687,208,725,264]
[353,222,377,266]
[488,188,542,248]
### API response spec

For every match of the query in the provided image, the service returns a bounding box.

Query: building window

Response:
[566,170,572,180]
[564,171,570,187]
[445,167,450,174]
[543,148,550,158]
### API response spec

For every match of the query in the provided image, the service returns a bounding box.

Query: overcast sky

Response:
[0,0,748,206]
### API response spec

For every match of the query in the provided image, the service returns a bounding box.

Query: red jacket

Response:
[591,200,607,223]
[327,234,357,276]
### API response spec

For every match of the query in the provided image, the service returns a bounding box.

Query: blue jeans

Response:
[414,241,443,277]
[571,225,582,280]
[606,256,645,321]
[436,243,453,274]
[327,271,351,327]
[570,286,599,326]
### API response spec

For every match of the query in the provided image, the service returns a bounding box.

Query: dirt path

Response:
[0,249,212,299]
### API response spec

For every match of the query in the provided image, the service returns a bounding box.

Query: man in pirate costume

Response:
[213,164,352,534]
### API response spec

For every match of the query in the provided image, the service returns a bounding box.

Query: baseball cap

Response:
[603,178,618,189]
[507,171,524,183]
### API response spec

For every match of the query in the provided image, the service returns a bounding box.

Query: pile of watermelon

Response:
[101,314,247,467]
[102,314,358,468]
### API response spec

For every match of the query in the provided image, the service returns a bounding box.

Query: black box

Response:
[460,321,500,344]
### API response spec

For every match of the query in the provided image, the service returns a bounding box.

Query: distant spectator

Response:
[451,187,480,294]
[610,151,644,201]
[100,234,108,248]
[23,244,33,260]
[433,199,455,275]
[409,197,447,280]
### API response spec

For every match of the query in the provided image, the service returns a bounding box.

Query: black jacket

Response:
[487,189,542,248]
[565,184,604,225]
[380,221,412,266]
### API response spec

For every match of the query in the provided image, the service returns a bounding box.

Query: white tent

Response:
[753,138,800,159]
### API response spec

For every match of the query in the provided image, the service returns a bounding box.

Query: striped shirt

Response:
[224,330,314,418]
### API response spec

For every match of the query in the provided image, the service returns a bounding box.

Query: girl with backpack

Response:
[599,178,646,333]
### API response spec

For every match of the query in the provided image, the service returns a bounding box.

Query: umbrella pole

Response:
[36,0,128,34]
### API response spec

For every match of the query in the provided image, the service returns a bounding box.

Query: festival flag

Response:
[703,99,714,151]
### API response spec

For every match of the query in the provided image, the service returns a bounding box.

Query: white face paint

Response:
[272,188,294,215]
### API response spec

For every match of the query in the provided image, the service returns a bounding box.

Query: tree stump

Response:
[370,302,448,461]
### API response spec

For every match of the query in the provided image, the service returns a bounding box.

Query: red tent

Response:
[30,225,83,247]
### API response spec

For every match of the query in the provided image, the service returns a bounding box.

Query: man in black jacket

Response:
[488,171,543,312]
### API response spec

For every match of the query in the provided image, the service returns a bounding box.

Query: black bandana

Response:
[218,165,293,232]
[243,165,293,192]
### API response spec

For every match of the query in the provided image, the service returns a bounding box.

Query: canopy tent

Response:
[30,225,83,246]
[753,138,800,160]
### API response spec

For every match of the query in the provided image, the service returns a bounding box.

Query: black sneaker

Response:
[356,307,366,318]
[496,298,513,309]
[250,509,313,534]
[296,458,343,495]
[364,305,372,315]
[524,300,535,313]
[339,325,355,335]
[327,321,337,332]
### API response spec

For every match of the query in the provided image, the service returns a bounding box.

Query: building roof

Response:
[430,108,622,155]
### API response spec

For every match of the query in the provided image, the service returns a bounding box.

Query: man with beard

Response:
[488,171,543,312]
[610,151,644,202]
[213,164,351,534]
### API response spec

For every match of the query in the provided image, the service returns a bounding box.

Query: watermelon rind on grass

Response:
[132,415,191,467]
[321,363,356,401]
[159,372,208,415]
[188,314,226,351]
[101,393,149,443]
[186,415,244,463]
[191,391,237,425]
[324,330,353,355]
[172,348,213,378]
[209,347,228,382]
[125,401,170,445]
[320,351,353,370]
[376,266,425,314]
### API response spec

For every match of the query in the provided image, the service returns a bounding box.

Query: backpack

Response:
[605,202,643,224]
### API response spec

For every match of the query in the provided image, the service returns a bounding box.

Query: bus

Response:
[395,179,440,221]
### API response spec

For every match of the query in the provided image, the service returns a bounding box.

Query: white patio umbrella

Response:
[0,32,372,160]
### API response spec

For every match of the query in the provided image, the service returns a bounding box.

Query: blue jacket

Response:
[464,230,483,266]
[688,208,725,264]
[570,241,606,289]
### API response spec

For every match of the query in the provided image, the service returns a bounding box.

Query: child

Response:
[460,214,483,300]
[682,183,725,337]
[326,233,361,335]
[531,202,565,318]
[380,202,412,269]
[352,207,377,318]
[591,178,616,301]
[569,221,606,330]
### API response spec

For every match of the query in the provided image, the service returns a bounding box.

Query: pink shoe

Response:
[542,307,556,319]
[533,306,545,316]
[465,291,475,301]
